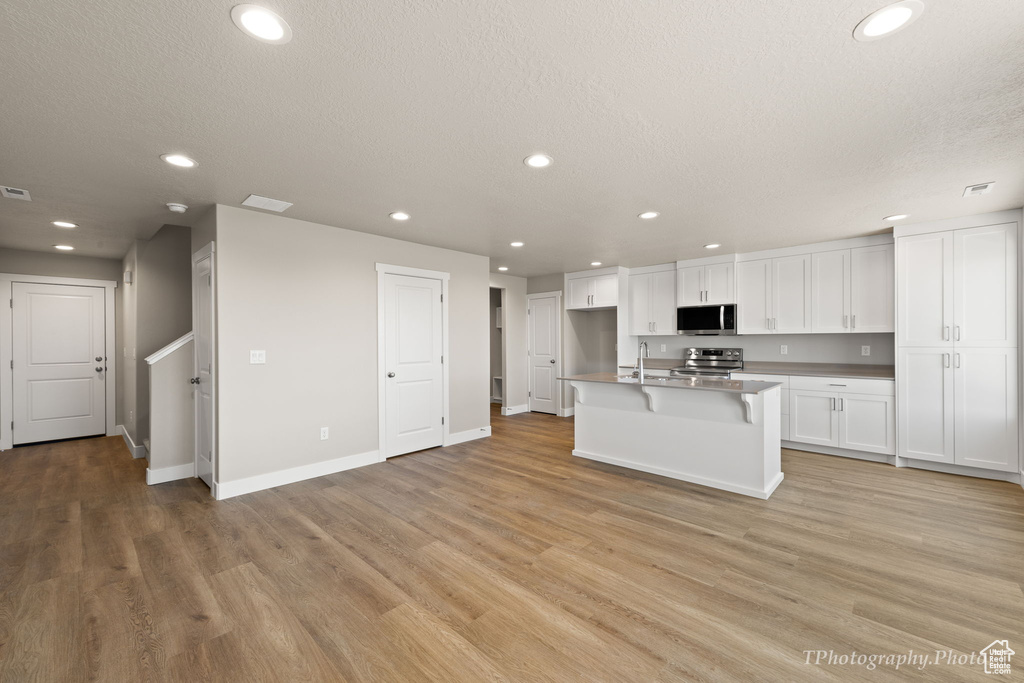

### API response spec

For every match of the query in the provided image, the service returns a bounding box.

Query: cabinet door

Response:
[897,232,953,347]
[650,270,676,335]
[592,274,618,308]
[897,348,954,463]
[789,390,839,447]
[811,250,850,334]
[954,348,1018,471]
[628,273,651,335]
[953,223,1017,347]
[567,278,592,309]
[850,244,894,333]
[773,254,812,334]
[704,263,734,305]
[677,266,703,306]
[838,393,895,455]
[736,259,772,334]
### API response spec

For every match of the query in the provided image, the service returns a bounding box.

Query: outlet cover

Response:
[320,427,329,440]
[861,345,871,356]
[780,345,788,355]
[660,344,667,352]
[250,350,266,364]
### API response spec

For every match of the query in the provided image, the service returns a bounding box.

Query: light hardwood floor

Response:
[1,405,1022,681]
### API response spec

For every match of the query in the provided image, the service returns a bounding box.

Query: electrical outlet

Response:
[660,344,667,352]
[250,350,266,364]
[780,345,788,355]
[861,345,871,356]
[320,427,329,440]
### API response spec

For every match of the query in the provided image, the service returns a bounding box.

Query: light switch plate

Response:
[250,350,266,364]
[861,345,870,356]
[780,345,788,355]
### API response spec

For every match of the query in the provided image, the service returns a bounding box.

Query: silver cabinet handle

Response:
[653,322,657,333]
[839,398,844,411]
[828,384,847,387]
[766,317,771,330]
[955,325,960,341]
[387,372,395,378]
[944,353,950,368]
[831,397,836,411]
[851,315,856,330]
[944,326,950,341]
[843,315,848,329]
[955,353,961,368]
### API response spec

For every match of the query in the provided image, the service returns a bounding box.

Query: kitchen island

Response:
[560,373,784,499]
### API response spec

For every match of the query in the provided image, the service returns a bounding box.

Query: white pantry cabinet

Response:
[678,263,734,306]
[567,273,618,310]
[629,270,675,335]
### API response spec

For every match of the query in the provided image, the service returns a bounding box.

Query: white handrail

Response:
[145,331,194,365]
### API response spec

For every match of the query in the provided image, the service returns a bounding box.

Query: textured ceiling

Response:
[0,0,1022,276]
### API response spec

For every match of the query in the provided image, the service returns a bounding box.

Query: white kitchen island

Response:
[560,373,784,499]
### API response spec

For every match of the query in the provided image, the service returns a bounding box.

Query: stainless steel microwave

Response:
[676,304,737,335]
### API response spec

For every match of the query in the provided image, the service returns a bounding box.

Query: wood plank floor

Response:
[1,405,1023,681]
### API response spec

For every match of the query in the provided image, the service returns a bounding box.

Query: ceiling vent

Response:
[241,194,293,212]
[963,182,994,197]
[1,186,31,201]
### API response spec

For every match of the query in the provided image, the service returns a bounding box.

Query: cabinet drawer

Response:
[789,376,894,396]
[731,372,790,389]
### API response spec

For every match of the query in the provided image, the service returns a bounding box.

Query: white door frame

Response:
[376,263,450,460]
[0,273,117,450]
[527,291,562,416]
[192,243,217,494]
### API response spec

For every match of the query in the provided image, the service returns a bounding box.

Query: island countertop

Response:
[559,373,782,395]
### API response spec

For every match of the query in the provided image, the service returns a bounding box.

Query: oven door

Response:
[676,304,736,335]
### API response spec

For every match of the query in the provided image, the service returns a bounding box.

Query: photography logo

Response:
[981,640,1014,676]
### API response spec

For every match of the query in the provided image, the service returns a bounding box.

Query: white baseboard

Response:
[146,463,195,485]
[117,425,146,459]
[501,404,528,416]
[782,441,895,465]
[214,450,380,500]
[446,426,492,446]
[572,448,783,500]
[899,457,1022,484]
[559,407,575,417]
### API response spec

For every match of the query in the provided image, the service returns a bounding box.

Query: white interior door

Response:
[193,250,215,487]
[528,294,559,414]
[383,274,444,457]
[12,282,106,444]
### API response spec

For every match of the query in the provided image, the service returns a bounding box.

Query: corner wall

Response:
[213,205,490,485]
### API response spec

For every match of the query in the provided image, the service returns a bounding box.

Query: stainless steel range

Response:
[669,347,743,379]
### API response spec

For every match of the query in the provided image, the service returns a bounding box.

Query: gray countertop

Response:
[618,359,895,380]
[560,373,782,395]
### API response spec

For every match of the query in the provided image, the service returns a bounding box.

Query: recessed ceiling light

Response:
[590,261,602,266]
[230,4,292,44]
[704,244,721,249]
[510,241,524,247]
[390,211,410,221]
[52,221,77,228]
[54,245,74,251]
[639,211,659,220]
[167,203,189,214]
[884,214,909,221]
[498,266,509,271]
[853,1,924,42]
[524,154,553,168]
[161,154,197,168]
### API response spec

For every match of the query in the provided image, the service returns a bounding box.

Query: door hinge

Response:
[528,391,531,397]
[441,416,444,425]
[9,360,12,369]
[441,355,444,364]
[440,293,443,303]
[8,299,11,308]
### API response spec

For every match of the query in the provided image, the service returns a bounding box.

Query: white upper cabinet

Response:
[849,244,894,333]
[736,259,772,334]
[952,223,1017,347]
[567,273,618,310]
[629,270,675,335]
[811,250,850,334]
[772,254,812,334]
[677,263,733,306]
[897,231,954,347]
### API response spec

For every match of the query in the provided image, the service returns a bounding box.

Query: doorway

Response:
[489,287,504,410]
[376,264,450,459]
[192,244,216,490]
[1,275,117,450]
[527,291,561,415]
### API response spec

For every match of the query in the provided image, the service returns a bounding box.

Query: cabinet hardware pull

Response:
[843,315,848,329]
[944,353,950,368]
[831,397,836,411]
[955,325,960,341]
[851,314,856,329]
[955,353,960,368]
[828,384,847,387]
[944,326,950,341]
[839,398,844,411]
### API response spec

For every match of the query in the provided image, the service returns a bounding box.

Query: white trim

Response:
[119,424,147,459]
[446,426,492,446]
[145,331,194,365]
[675,253,738,269]
[559,407,575,418]
[736,234,893,262]
[146,462,195,485]
[215,450,380,500]
[627,262,676,276]
[1,273,118,449]
[573,448,784,499]
[527,291,563,416]
[782,441,895,465]
[501,404,529,416]
[376,263,451,457]
[893,209,1022,238]
[565,265,619,280]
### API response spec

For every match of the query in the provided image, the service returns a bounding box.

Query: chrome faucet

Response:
[635,341,649,381]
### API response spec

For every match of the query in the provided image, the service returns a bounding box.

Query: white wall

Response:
[120,243,139,440]
[213,205,490,485]
[489,273,528,411]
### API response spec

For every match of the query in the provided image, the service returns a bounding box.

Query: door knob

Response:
[95,356,103,362]
[387,372,396,378]
[95,367,103,372]
[549,359,556,364]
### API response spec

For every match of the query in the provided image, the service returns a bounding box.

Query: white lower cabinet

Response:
[838,393,895,455]
[788,377,896,455]
[790,390,839,447]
